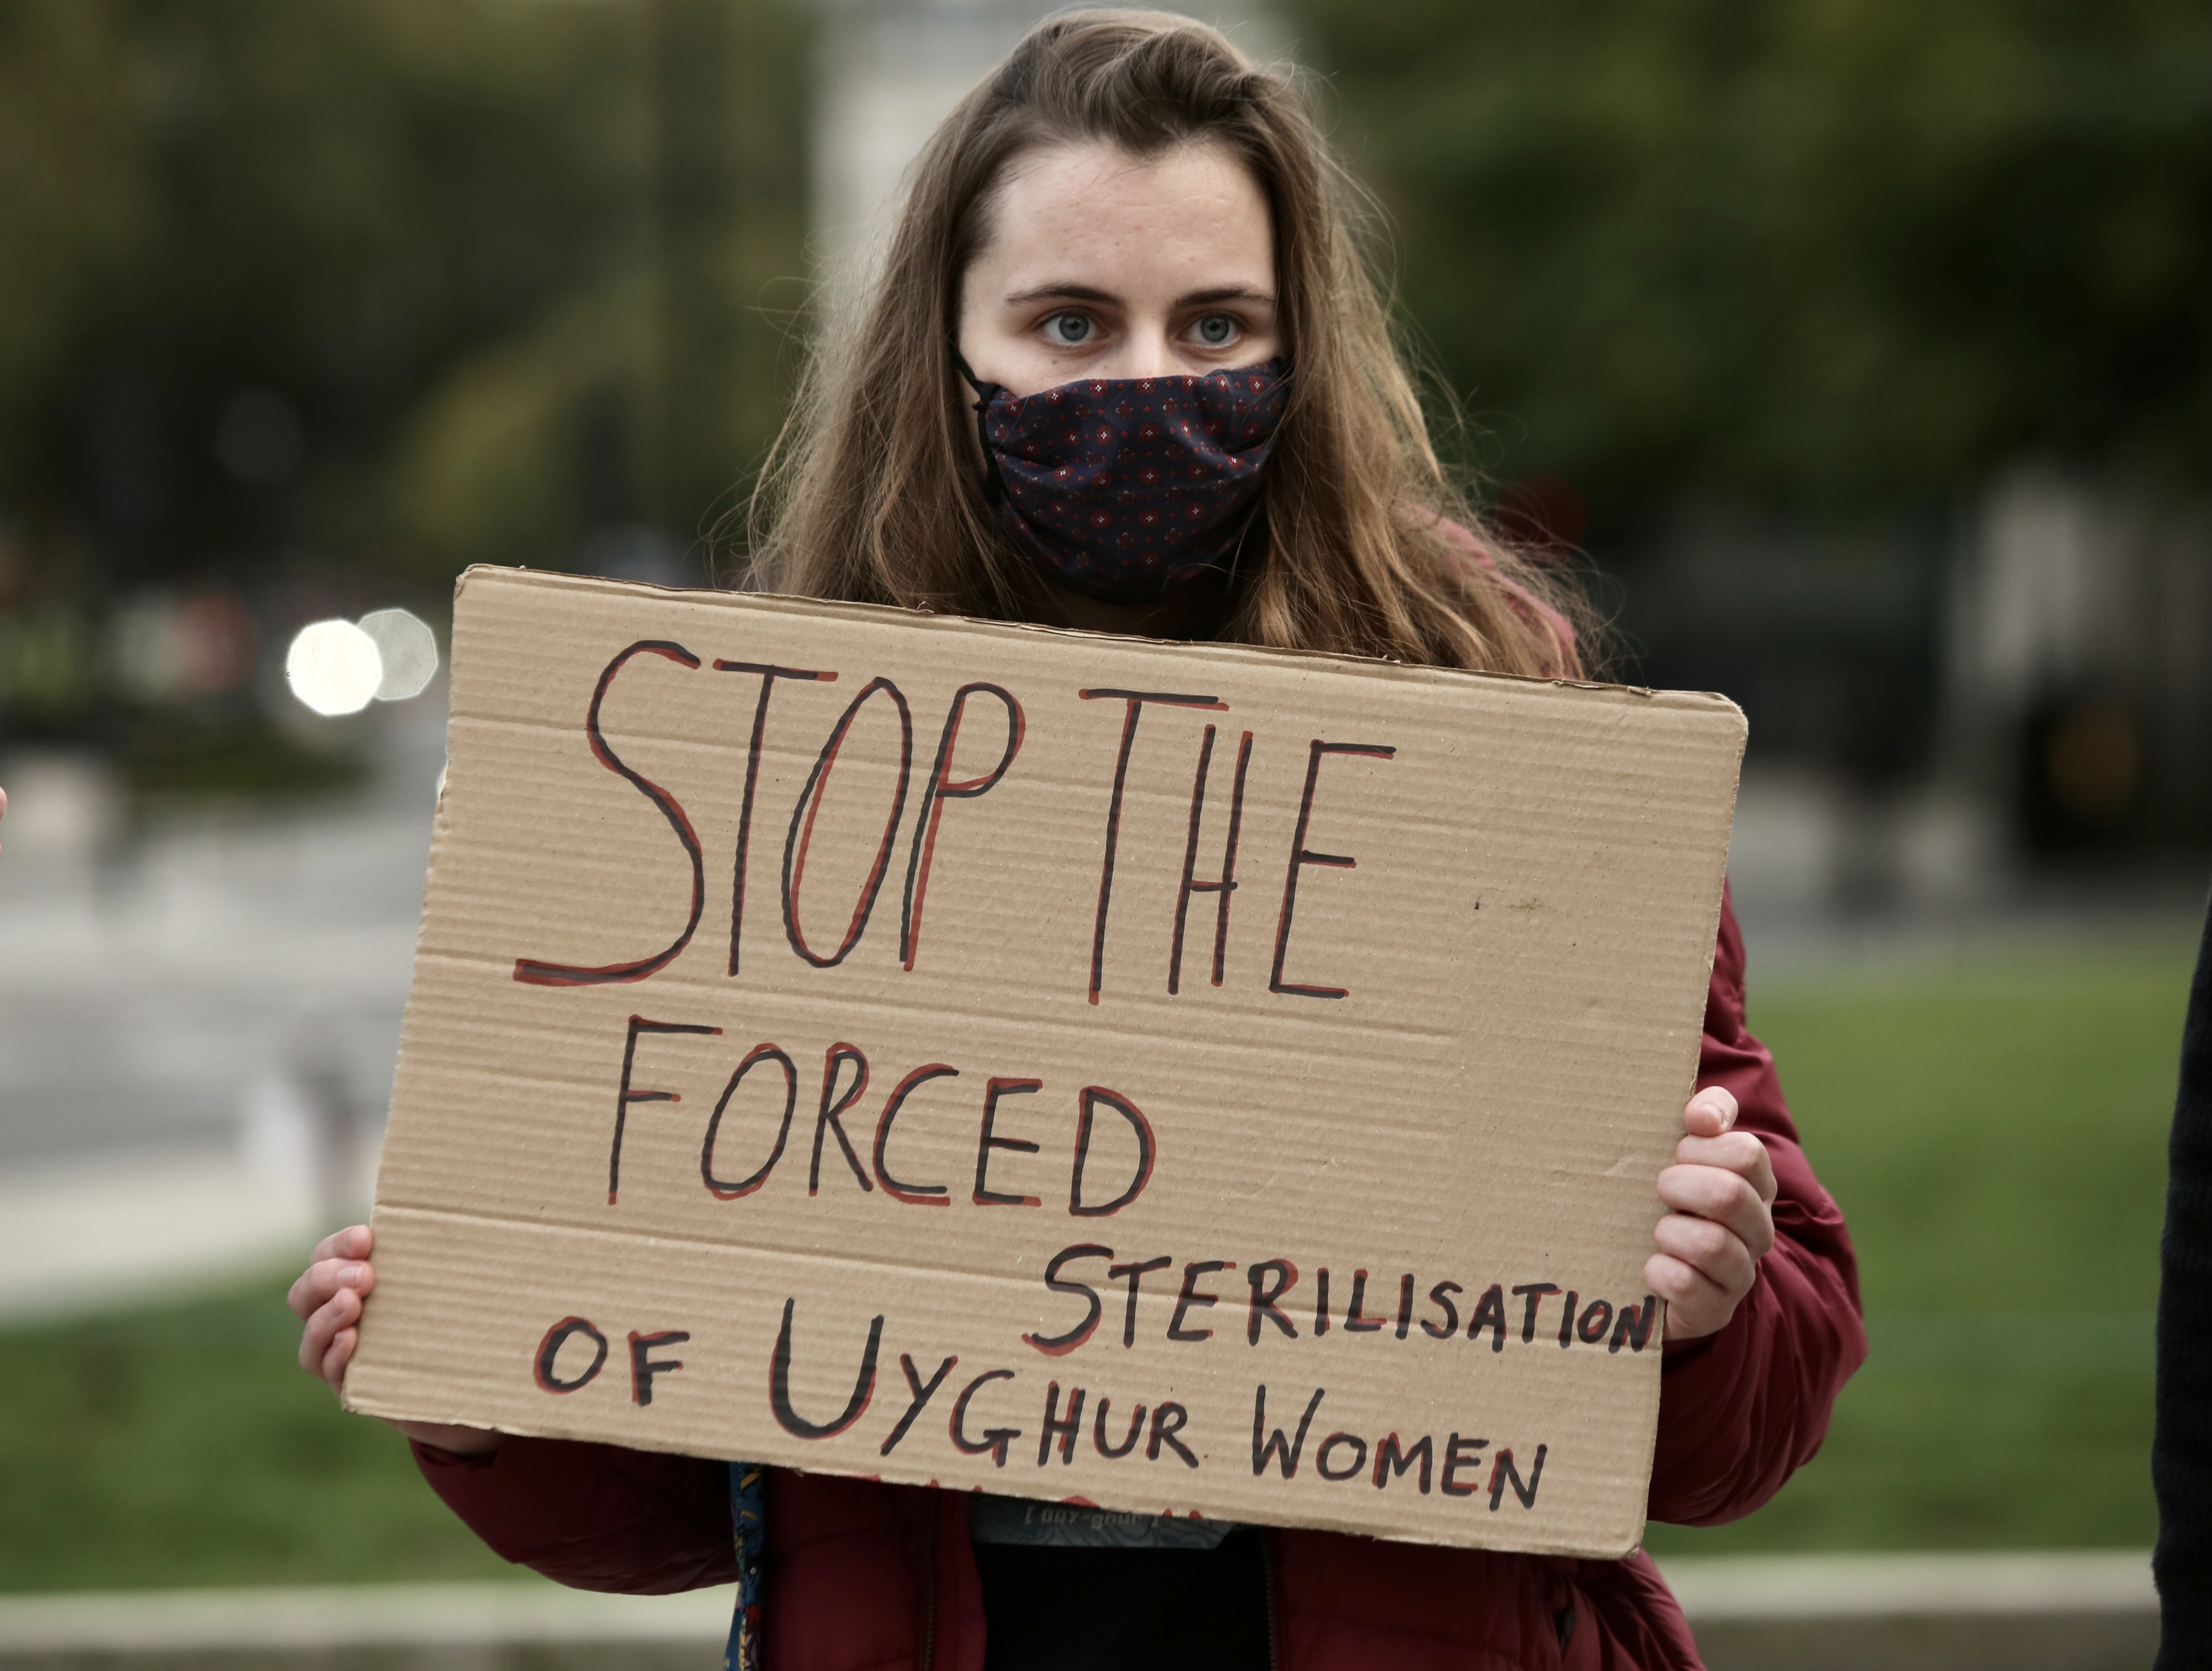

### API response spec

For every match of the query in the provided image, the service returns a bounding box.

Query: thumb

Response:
[1683,1086,1738,1136]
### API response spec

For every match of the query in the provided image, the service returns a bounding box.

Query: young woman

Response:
[290,13,1865,1668]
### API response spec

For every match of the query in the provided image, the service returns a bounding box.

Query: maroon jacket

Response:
[415,892,1864,1670]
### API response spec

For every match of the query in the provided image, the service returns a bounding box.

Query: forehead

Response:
[971,138,1274,289]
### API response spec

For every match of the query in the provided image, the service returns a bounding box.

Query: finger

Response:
[287,1255,374,1321]
[299,1285,362,1382]
[1644,1251,1736,1340]
[1652,1210,1759,1300]
[1657,1163,1777,1256]
[287,1260,335,1320]
[1674,1130,1776,1204]
[308,1225,373,1266]
[320,1324,359,1388]
[1680,1086,1739,1140]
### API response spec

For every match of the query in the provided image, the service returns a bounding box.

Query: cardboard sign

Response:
[346,566,1744,1559]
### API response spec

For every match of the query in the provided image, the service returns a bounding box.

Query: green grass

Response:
[1645,930,2194,1556]
[0,1281,516,1593]
[0,930,2194,1588]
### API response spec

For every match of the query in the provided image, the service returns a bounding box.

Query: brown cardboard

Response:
[346,565,1745,1559]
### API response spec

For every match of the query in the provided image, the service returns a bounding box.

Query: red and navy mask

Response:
[958,358,1289,605]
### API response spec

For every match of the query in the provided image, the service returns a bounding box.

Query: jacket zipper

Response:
[1261,1529,1282,1671]
[919,1512,938,1671]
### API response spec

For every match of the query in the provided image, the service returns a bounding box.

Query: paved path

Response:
[0,701,444,1318]
[0,1552,2156,1666]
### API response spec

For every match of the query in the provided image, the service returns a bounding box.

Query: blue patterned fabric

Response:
[723,1461,766,1671]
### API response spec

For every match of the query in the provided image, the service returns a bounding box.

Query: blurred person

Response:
[288,14,1865,1669]
[2154,896,2212,1664]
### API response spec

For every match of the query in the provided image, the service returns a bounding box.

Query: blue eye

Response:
[1194,315,1236,346]
[1048,313,1092,344]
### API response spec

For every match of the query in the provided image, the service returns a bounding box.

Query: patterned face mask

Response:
[958,357,1289,606]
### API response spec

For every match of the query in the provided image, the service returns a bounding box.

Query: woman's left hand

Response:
[1647,1087,1776,1340]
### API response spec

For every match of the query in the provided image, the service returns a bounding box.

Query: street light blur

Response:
[284,610,439,717]
[360,609,440,702]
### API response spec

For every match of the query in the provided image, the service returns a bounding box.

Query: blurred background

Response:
[0,0,2202,1650]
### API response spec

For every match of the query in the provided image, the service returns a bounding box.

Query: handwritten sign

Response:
[346,566,1744,1558]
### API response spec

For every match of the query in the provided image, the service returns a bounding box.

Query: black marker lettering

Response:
[516,642,706,987]
[1037,1382,1087,1465]
[872,1063,958,1204]
[880,1352,957,1456]
[1251,1384,1326,1479]
[781,676,913,968]
[1577,1299,1615,1344]
[1421,1281,1464,1341]
[768,1298,882,1440]
[949,1368,1020,1467]
[1467,1284,1509,1353]
[1069,1087,1155,1216]
[1168,1260,1234,1342]
[1269,740,1396,999]
[1246,1260,1300,1344]
[1025,1243,1114,1356]
[1489,1444,1548,1510]
[1078,688,1225,1004]
[1611,1295,1659,1354]
[1513,1282,1563,1344]
[1108,1256,1173,1347]
[1315,1432,1367,1482]
[712,660,835,976]
[901,683,1024,970]
[702,1044,799,1200]
[1372,1433,1433,1493]
[533,1317,608,1393]
[1093,1396,1146,1459]
[806,1043,873,1195]
[1168,726,1253,993]
[607,1015,720,1205]
[973,1076,1044,1206]
[1148,1402,1198,1467]
[1441,1433,1490,1497]
[1343,1269,1386,1333]
[628,1330,689,1406]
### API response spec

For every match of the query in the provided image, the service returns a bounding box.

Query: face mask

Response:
[958,358,1289,605]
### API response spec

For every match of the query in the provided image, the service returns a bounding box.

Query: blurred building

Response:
[809,0,1270,280]
[1614,474,2212,918]
[1951,470,2212,863]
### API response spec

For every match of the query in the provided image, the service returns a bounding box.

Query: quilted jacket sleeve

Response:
[1647,888,1867,1525]
[412,1436,737,1592]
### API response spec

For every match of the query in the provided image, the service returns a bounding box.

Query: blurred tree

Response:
[1286,0,2212,529]
[0,0,810,613]
[0,4,147,471]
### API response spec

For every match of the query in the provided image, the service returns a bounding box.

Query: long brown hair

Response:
[747,8,1586,679]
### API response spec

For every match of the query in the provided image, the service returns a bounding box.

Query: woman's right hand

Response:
[288,1223,505,1457]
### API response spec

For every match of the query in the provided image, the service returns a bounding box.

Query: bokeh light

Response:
[284,619,382,716]
[359,608,439,701]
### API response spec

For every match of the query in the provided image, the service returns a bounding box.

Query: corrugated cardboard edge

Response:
[450,563,1747,720]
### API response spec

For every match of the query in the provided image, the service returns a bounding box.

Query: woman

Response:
[291,13,1865,1667]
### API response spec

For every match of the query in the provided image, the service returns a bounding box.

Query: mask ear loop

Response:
[952,353,1008,506]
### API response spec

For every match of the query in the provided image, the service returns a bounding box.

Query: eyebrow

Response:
[1001,282,1277,310]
